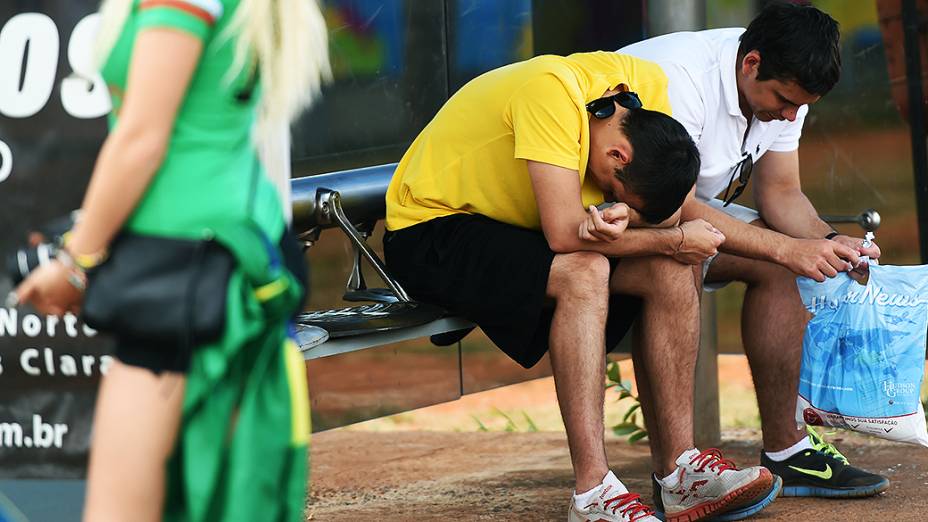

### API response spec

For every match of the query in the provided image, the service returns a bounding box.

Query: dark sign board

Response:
[0,1,110,480]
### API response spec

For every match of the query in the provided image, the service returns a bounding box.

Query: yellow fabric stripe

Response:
[254,277,289,302]
[284,338,311,445]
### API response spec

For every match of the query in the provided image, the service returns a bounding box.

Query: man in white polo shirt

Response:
[620,1,889,504]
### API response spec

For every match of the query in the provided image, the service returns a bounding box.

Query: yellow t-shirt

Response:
[385,51,672,231]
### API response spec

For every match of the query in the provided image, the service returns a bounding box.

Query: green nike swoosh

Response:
[788,463,833,480]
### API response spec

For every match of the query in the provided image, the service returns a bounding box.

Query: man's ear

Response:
[609,145,630,166]
[741,50,761,76]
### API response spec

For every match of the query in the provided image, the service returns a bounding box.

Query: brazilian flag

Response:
[163,223,310,522]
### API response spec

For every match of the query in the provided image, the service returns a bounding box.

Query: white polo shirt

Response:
[619,28,809,202]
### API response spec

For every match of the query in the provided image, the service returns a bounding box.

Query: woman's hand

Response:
[13,261,84,315]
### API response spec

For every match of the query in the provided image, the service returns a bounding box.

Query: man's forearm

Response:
[682,199,787,264]
[594,227,680,257]
[756,188,833,240]
[555,226,680,257]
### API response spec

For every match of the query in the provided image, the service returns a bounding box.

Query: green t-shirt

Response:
[100,0,284,241]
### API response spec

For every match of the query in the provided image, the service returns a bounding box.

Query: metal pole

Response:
[646,0,720,445]
[902,0,928,263]
[646,0,706,35]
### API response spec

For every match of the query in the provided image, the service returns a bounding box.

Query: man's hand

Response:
[833,234,881,282]
[780,238,861,282]
[832,234,881,260]
[673,219,725,264]
[578,203,629,242]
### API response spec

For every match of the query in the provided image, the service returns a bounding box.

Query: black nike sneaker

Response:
[760,429,889,498]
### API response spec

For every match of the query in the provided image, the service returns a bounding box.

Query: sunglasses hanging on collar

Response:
[721,152,754,206]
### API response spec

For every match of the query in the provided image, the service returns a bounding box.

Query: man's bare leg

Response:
[706,252,807,452]
[630,325,663,469]
[611,257,701,476]
[546,251,612,492]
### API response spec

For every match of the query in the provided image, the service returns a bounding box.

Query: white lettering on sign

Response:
[0,13,109,119]
[22,313,41,337]
[20,348,41,376]
[0,13,59,118]
[0,12,112,183]
[61,14,110,119]
[0,415,69,448]
[0,308,13,336]
[19,347,113,377]
[83,323,97,338]
[63,313,79,337]
[0,308,94,338]
[0,139,10,183]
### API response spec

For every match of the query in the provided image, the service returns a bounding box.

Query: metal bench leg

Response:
[317,189,411,302]
[694,294,721,447]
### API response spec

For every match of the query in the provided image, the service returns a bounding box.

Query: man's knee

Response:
[547,251,610,299]
[641,256,699,297]
[740,258,797,291]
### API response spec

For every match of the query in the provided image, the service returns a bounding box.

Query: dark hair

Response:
[617,108,699,224]
[739,2,841,96]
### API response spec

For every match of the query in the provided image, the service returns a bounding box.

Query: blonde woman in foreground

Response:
[14,0,330,520]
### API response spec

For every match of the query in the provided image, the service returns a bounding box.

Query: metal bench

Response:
[289,163,476,359]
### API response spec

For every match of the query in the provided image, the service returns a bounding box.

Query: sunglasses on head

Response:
[722,153,754,206]
[586,91,643,119]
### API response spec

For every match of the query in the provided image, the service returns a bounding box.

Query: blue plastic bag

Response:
[796,263,928,446]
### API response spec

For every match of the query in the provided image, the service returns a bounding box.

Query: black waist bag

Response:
[82,233,235,346]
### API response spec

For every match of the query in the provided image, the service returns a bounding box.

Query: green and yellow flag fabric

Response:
[163,223,309,522]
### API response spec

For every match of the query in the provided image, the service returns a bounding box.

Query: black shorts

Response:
[383,214,641,369]
[115,335,192,374]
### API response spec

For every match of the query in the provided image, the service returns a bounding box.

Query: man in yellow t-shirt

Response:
[384,52,776,521]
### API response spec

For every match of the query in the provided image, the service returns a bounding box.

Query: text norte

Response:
[0,308,97,338]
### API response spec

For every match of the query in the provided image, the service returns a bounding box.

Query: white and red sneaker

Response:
[655,448,777,522]
[568,471,660,522]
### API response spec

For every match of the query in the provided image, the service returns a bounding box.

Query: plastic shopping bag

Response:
[796,263,928,446]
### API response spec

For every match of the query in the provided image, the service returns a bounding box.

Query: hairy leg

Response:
[83,360,186,522]
[706,252,809,452]
[630,325,662,469]
[611,256,701,476]
[546,251,612,492]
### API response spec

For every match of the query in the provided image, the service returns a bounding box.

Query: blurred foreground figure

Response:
[14,0,330,520]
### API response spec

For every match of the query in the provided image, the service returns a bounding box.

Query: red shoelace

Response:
[603,492,655,521]
[689,448,737,475]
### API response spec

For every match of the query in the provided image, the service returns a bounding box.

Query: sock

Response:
[573,472,608,508]
[658,447,699,488]
[660,467,679,484]
[574,471,627,507]
[765,436,813,462]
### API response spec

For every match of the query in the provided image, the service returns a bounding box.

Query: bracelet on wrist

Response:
[65,270,87,292]
[824,231,840,240]
[55,251,87,292]
[61,231,108,270]
[673,226,686,254]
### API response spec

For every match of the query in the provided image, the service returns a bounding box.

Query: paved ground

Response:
[307,429,928,521]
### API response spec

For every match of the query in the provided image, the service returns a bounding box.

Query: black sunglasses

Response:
[722,153,755,206]
[586,91,643,119]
